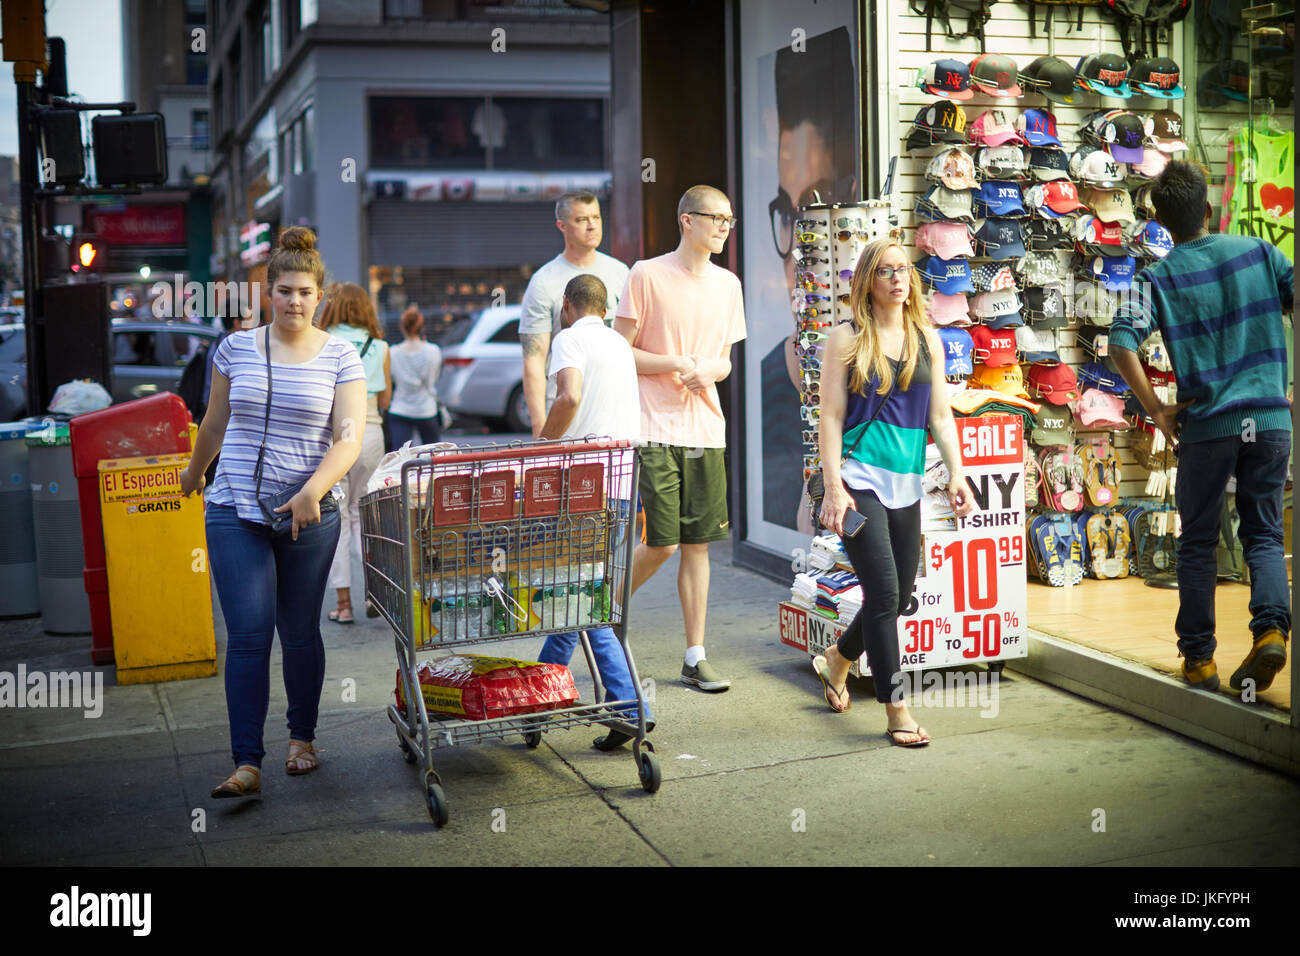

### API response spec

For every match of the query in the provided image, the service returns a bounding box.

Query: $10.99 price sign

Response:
[780,417,1028,676]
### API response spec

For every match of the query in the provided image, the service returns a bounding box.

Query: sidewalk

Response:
[2,539,1298,866]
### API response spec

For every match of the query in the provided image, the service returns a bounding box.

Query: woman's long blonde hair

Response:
[844,238,928,396]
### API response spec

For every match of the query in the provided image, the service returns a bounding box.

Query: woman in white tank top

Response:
[387,304,443,447]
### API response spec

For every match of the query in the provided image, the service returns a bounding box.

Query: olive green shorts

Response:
[638,445,730,547]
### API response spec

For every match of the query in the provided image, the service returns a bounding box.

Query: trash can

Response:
[68,393,193,663]
[0,420,40,617]
[98,452,216,684]
[28,422,91,634]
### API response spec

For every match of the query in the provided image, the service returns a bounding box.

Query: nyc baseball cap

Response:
[1088,254,1138,291]
[915,184,976,222]
[969,109,1024,148]
[1069,149,1128,187]
[938,326,976,374]
[1130,57,1184,99]
[975,181,1027,218]
[1031,404,1074,445]
[907,101,968,150]
[921,255,976,294]
[970,362,1031,399]
[1027,361,1079,404]
[1075,215,1128,256]
[1148,110,1188,152]
[971,289,1024,318]
[971,262,1019,292]
[1085,187,1136,225]
[928,291,973,326]
[1024,284,1068,327]
[1099,111,1147,163]
[974,218,1026,259]
[975,145,1029,180]
[1016,108,1061,147]
[1018,56,1079,105]
[1016,325,1060,363]
[925,147,979,190]
[970,53,1023,98]
[969,325,1019,366]
[920,58,975,100]
[1026,180,1087,217]
[1028,147,1070,181]
[916,220,975,259]
[1076,52,1133,98]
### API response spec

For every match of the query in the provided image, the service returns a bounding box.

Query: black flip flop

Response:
[884,727,931,747]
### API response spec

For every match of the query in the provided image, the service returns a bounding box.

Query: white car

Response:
[436,305,531,433]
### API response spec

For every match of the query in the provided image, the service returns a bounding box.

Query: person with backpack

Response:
[1109,160,1293,694]
[319,282,392,625]
[812,238,976,746]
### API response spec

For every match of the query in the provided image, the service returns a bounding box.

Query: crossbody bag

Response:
[254,326,339,534]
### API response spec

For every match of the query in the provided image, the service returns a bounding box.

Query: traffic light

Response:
[70,235,103,273]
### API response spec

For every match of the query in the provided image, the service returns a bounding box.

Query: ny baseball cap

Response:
[1084,187,1136,225]
[1016,325,1060,364]
[1024,217,1076,251]
[1016,251,1062,286]
[1148,110,1188,153]
[1071,388,1129,427]
[938,326,976,374]
[921,255,976,294]
[915,184,976,222]
[976,145,1029,180]
[971,262,1019,292]
[1132,183,1157,217]
[1031,403,1074,445]
[1069,149,1128,187]
[1028,147,1070,181]
[906,101,968,150]
[1076,52,1133,98]
[988,309,1026,330]
[1027,361,1079,404]
[928,291,973,326]
[1133,219,1173,258]
[971,288,1024,318]
[916,220,976,259]
[1026,180,1087,217]
[1075,215,1127,254]
[1024,284,1068,327]
[970,53,1023,97]
[1099,111,1147,163]
[920,58,975,100]
[925,147,979,190]
[975,181,1027,218]
[1074,281,1119,325]
[970,362,1031,399]
[1087,254,1138,291]
[1018,56,1079,105]
[1131,146,1170,180]
[1130,57,1184,99]
[974,218,1027,259]
[969,109,1024,148]
[1016,108,1061,147]
[970,325,1019,366]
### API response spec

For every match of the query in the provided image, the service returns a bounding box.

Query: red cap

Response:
[1027,362,1079,404]
[968,325,1019,367]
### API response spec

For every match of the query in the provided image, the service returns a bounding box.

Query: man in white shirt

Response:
[535,274,650,751]
[520,190,630,437]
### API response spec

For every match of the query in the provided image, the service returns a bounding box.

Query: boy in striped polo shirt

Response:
[1109,160,1294,695]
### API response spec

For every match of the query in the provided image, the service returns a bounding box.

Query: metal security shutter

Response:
[368,200,576,267]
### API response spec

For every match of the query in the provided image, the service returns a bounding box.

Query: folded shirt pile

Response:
[810,533,852,573]
[790,572,819,611]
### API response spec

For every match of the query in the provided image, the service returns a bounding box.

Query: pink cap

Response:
[969,109,1025,148]
[1133,147,1170,179]
[916,221,976,259]
[928,292,972,326]
[1070,388,1127,427]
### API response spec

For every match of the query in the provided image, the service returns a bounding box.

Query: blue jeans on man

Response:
[1174,429,1292,663]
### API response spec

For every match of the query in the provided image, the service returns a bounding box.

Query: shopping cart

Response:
[360,437,658,827]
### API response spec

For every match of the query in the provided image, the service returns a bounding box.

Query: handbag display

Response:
[253,326,338,534]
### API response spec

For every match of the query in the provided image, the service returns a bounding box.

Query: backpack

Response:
[1102,0,1194,61]
[1037,444,1086,513]
[1026,0,1101,39]
[909,0,999,53]
[1028,512,1085,586]
[178,342,211,421]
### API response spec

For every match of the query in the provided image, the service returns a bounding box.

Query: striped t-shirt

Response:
[840,341,933,508]
[208,328,367,523]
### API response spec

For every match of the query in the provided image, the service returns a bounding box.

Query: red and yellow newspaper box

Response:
[98,452,216,684]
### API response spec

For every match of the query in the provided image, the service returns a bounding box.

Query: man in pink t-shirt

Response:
[615,185,747,692]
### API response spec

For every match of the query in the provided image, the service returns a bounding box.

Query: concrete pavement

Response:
[2,539,1299,866]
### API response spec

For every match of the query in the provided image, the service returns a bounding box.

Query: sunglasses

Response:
[794,254,830,265]
[837,269,855,281]
[800,408,822,426]
[796,231,829,243]
[799,320,832,330]
[800,329,831,343]
[836,293,853,305]
[801,294,831,304]
[797,268,831,280]
[795,219,825,229]
[833,218,864,229]
[801,430,821,444]
[798,308,832,319]
[796,279,830,291]
[836,230,868,242]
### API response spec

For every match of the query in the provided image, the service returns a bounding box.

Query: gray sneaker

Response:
[681,658,731,692]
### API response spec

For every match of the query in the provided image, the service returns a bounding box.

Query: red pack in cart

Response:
[395,655,580,720]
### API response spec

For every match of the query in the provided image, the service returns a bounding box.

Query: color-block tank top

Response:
[840,338,932,508]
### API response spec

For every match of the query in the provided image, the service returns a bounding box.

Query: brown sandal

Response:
[286,739,320,776]
[211,764,261,799]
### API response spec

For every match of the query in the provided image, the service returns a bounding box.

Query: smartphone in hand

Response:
[841,508,867,538]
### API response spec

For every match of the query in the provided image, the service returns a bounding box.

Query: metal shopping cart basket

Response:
[360,437,658,827]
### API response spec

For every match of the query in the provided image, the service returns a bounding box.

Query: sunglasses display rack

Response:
[792,201,894,480]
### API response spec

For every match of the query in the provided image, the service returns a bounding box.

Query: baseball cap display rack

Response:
[793,177,899,482]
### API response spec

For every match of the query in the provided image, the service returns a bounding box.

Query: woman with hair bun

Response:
[318,282,391,625]
[386,304,443,448]
[180,226,367,798]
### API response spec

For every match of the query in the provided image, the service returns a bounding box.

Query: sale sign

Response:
[780,418,1028,677]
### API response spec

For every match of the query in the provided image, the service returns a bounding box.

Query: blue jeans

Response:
[537,627,652,724]
[388,412,440,450]
[1174,429,1292,661]
[206,503,341,768]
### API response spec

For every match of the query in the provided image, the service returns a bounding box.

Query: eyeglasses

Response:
[875,265,913,280]
[689,211,737,229]
[770,188,795,260]
[796,231,828,243]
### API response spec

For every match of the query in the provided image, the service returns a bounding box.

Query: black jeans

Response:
[835,489,921,703]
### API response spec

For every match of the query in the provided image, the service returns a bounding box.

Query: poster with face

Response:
[740,0,859,559]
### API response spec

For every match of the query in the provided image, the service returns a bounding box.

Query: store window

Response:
[492,98,606,171]
[371,97,486,169]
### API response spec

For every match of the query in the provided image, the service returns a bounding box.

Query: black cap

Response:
[1076,52,1133,97]
[1019,56,1078,105]
[905,101,968,151]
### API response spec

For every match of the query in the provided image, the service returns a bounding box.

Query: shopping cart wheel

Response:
[523,730,542,749]
[638,751,661,794]
[425,779,450,827]
[396,726,416,764]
